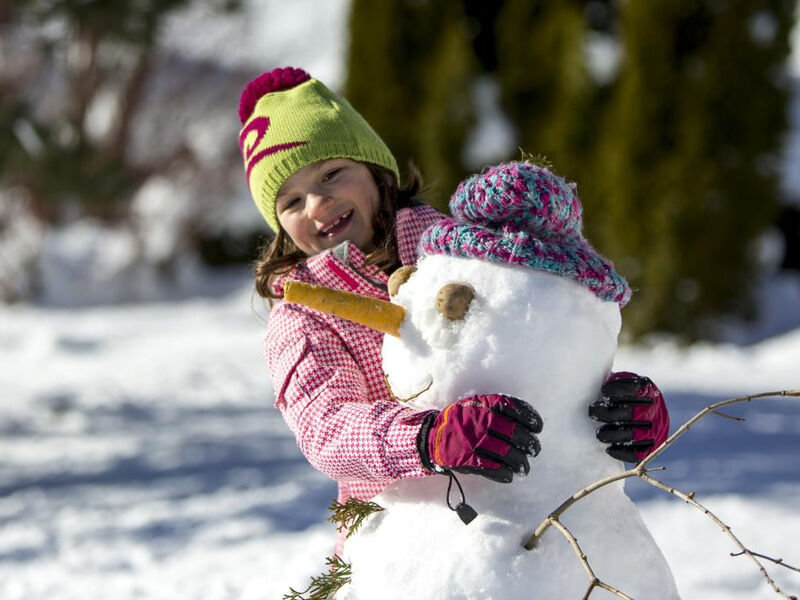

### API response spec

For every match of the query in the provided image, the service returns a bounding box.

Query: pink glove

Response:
[417,394,543,484]
[589,372,670,463]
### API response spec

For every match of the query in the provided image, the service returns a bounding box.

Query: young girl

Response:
[238,67,669,554]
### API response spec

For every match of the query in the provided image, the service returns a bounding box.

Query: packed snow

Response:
[343,257,677,599]
[2,275,799,599]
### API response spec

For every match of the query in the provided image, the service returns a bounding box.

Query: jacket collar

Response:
[271,239,388,297]
[272,204,444,297]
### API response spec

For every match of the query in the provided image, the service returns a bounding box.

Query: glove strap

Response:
[417,411,478,525]
[444,469,478,525]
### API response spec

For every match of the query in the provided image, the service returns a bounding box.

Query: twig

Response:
[524,389,800,599]
[383,374,433,403]
[731,551,800,574]
[640,472,793,598]
[546,518,632,600]
[711,410,746,422]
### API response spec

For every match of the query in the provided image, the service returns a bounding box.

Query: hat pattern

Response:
[420,161,632,306]
[237,67,399,232]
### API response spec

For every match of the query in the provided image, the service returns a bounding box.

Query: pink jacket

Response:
[265,204,444,552]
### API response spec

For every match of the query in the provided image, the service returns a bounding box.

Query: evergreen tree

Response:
[584,0,794,339]
[0,0,241,222]
[345,0,476,211]
[494,0,594,181]
[345,0,795,338]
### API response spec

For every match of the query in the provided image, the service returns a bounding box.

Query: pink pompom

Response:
[238,67,311,124]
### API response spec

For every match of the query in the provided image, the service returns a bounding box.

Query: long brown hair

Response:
[254,162,424,300]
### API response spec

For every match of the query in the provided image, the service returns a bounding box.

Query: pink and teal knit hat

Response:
[420,161,632,306]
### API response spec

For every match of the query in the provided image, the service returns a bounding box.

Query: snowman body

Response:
[340,254,680,600]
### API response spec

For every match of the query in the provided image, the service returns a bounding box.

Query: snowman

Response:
[286,161,680,599]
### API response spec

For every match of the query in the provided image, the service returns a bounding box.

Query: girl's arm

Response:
[266,303,432,484]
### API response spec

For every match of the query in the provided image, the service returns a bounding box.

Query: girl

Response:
[238,67,669,554]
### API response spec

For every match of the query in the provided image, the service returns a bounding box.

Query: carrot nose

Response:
[284,280,407,337]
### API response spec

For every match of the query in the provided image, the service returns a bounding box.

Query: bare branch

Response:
[731,551,800,574]
[524,468,636,550]
[637,390,800,469]
[711,410,746,422]
[640,472,794,598]
[383,374,433,403]
[524,389,800,598]
[547,518,633,600]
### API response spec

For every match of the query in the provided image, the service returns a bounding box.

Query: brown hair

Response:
[253,162,425,300]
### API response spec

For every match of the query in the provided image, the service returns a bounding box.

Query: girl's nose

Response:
[305,192,331,220]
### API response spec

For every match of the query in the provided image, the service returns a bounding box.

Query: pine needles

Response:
[327,497,384,539]
[283,498,384,599]
[518,149,553,170]
[283,555,352,600]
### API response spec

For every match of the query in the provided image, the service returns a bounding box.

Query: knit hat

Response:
[420,161,632,306]
[238,67,399,232]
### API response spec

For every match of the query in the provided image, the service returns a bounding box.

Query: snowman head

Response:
[284,161,630,412]
[383,161,630,410]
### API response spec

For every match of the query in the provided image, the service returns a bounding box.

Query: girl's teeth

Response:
[322,211,350,234]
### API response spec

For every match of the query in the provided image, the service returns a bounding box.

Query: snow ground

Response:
[1,2,799,597]
[1,275,799,600]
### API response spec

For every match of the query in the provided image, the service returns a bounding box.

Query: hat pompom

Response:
[238,67,311,124]
[450,161,583,240]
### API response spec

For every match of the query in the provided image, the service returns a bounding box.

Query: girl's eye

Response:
[322,168,342,183]
[281,197,301,212]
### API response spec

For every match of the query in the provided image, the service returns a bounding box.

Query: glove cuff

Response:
[416,411,439,472]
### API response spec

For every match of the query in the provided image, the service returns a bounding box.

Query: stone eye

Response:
[388,265,417,297]
[435,283,475,320]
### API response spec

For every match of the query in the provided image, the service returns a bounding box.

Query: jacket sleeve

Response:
[266,303,432,484]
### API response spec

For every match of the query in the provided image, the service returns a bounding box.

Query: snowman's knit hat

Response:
[238,66,399,232]
[420,161,632,306]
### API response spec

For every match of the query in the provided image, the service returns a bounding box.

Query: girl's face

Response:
[276,158,381,256]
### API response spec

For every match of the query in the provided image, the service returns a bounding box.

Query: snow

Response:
[1,1,799,597]
[1,273,799,598]
[3,272,800,599]
[343,255,677,599]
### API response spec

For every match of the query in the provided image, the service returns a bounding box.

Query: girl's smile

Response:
[318,209,354,238]
[276,158,380,256]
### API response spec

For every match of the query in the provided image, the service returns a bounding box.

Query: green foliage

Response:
[346,1,795,338]
[283,555,352,600]
[327,497,384,538]
[282,499,383,600]
[1,106,144,221]
[582,0,794,339]
[518,149,553,170]
[495,0,595,181]
[1,0,241,223]
[345,0,477,212]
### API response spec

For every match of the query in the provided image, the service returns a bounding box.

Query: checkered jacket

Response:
[265,204,444,552]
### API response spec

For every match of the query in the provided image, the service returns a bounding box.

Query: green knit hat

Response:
[238,67,399,232]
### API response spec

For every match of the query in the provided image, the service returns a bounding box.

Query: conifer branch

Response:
[524,389,800,599]
[518,148,553,170]
[328,497,385,538]
[283,555,352,600]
